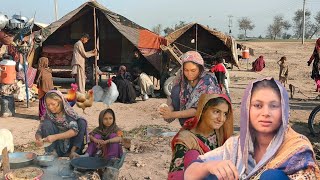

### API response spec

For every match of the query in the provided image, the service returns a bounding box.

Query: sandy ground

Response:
[1,41,320,179]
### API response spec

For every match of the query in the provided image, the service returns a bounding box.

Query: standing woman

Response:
[307,38,320,92]
[35,90,88,159]
[185,78,320,180]
[159,51,221,126]
[168,93,233,180]
[36,57,54,120]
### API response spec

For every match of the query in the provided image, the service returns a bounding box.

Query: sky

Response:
[1,0,319,37]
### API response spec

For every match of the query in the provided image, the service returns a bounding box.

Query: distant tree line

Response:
[151,9,320,40]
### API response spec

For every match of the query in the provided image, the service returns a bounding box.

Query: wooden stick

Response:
[93,7,98,86]
[2,147,10,179]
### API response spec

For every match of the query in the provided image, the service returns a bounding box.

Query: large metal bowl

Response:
[36,155,55,167]
[0,152,36,169]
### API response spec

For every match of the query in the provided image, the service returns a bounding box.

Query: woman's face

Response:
[200,102,229,130]
[45,98,62,114]
[102,112,114,127]
[183,62,201,81]
[249,87,282,135]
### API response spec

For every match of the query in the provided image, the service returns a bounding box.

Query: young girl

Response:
[36,57,54,120]
[185,78,320,180]
[87,108,123,160]
[277,56,288,87]
[168,93,233,180]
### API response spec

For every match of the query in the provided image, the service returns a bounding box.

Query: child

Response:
[87,108,123,160]
[36,57,54,120]
[277,56,288,87]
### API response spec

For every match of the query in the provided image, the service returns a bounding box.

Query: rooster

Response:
[65,83,78,107]
[93,79,119,108]
[76,89,94,114]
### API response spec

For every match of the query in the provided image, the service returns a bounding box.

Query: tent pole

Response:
[93,7,98,86]
[195,24,198,52]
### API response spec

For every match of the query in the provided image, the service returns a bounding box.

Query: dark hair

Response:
[280,56,286,61]
[81,33,90,39]
[251,78,280,99]
[99,108,116,129]
[201,97,230,119]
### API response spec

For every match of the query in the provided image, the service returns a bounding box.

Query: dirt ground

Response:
[1,41,320,179]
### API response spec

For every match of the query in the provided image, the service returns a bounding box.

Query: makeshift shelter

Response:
[35,1,166,77]
[166,23,239,67]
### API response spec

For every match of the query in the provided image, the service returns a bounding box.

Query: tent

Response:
[166,23,239,67]
[36,1,166,77]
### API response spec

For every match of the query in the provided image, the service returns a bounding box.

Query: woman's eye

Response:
[270,103,280,109]
[253,104,262,108]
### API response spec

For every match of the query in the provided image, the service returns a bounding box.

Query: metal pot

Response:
[36,155,55,167]
[0,152,36,169]
[0,13,9,30]
[70,157,110,172]
[8,19,23,29]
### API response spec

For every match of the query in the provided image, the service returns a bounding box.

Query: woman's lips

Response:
[259,120,272,127]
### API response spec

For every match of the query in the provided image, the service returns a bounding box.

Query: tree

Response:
[308,11,320,38]
[163,21,188,36]
[292,9,312,39]
[152,24,162,35]
[266,15,291,40]
[163,27,174,36]
[238,17,255,40]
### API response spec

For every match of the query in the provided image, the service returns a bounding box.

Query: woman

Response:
[252,55,265,72]
[113,65,136,103]
[159,51,221,126]
[307,38,320,92]
[185,78,320,180]
[277,56,289,87]
[35,90,88,159]
[168,93,233,180]
[36,57,54,120]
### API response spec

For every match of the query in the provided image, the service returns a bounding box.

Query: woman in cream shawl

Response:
[185,77,319,180]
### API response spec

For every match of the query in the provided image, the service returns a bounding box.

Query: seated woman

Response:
[113,66,136,104]
[252,55,265,72]
[159,51,221,126]
[185,78,320,180]
[168,93,233,180]
[35,90,88,159]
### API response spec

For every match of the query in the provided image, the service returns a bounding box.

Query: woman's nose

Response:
[262,106,271,116]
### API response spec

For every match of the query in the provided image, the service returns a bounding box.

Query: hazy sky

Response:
[1,0,319,37]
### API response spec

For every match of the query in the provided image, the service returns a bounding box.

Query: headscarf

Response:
[118,65,126,74]
[173,51,219,110]
[91,108,120,140]
[44,90,80,122]
[183,93,233,146]
[316,38,320,51]
[38,57,49,69]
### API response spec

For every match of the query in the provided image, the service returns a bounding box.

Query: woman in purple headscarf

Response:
[185,77,320,180]
[159,51,221,126]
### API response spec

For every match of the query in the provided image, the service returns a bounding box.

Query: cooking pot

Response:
[0,13,9,30]
[0,152,37,169]
[70,157,110,172]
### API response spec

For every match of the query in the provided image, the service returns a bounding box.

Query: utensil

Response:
[70,157,109,172]
[36,155,55,167]
[0,152,36,169]
[41,138,52,148]
[0,13,9,29]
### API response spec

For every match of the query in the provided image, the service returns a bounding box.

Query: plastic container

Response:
[242,49,250,59]
[0,60,16,84]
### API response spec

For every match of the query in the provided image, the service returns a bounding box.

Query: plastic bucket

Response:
[0,60,16,84]
[242,50,250,59]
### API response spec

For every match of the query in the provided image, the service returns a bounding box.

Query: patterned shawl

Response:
[199,77,320,179]
[91,109,120,140]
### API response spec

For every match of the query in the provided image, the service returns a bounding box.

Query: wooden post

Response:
[2,147,10,179]
[93,7,98,86]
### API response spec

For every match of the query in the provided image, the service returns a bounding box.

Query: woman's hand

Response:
[101,140,110,145]
[159,106,174,120]
[35,139,43,147]
[69,152,80,159]
[44,135,57,143]
[206,160,239,180]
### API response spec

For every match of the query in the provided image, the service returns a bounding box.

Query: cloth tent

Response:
[166,23,239,67]
[36,1,166,77]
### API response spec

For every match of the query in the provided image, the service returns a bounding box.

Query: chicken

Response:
[0,129,14,155]
[76,89,94,114]
[102,78,119,107]
[65,83,78,107]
